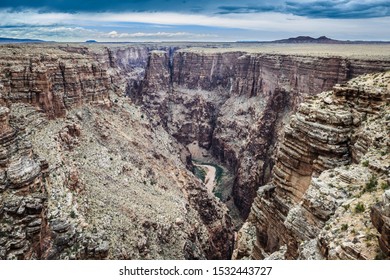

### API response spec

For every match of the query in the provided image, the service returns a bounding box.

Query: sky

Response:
[0,0,389,42]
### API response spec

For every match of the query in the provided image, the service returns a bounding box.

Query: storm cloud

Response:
[0,0,389,19]
[0,0,389,41]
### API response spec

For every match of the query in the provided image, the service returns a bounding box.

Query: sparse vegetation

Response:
[365,233,376,241]
[70,210,77,219]
[355,202,365,213]
[375,250,387,260]
[362,160,369,167]
[341,224,348,231]
[381,182,389,190]
[364,175,378,193]
[342,204,350,211]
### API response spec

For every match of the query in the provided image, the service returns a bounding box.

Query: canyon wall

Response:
[136,49,390,217]
[0,106,48,259]
[0,44,233,259]
[233,72,390,259]
[1,43,389,260]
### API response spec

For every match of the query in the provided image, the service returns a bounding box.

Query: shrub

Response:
[381,182,389,190]
[355,202,365,213]
[364,175,378,192]
[342,204,350,211]
[375,250,387,260]
[341,224,348,231]
[70,210,77,219]
[362,160,369,167]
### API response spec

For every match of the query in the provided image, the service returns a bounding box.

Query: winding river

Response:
[193,163,216,193]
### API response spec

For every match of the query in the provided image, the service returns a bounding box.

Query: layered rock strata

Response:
[0,46,113,118]
[371,190,390,257]
[0,106,47,259]
[234,71,390,260]
[136,48,390,217]
[0,45,233,259]
[1,43,390,260]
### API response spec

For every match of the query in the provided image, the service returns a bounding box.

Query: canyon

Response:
[0,43,389,259]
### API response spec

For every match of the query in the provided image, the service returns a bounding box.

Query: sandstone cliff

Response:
[0,106,48,259]
[0,44,233,259]
[233,71,390,260]
[135,48,390,218]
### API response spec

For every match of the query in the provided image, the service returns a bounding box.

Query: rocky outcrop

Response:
[0,106,48,259]
[234,71,390,260]
[0,45,114,118]
[371,190,390,258]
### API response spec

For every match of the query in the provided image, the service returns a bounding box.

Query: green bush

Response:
[341,224,348,231]
[70,210,77,219]
[364,175,378,192]
[362,160,369,167]
[381,182,389,190]
[355,202,365,213]
[342,204,350,211]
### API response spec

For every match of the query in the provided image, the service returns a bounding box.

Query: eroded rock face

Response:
[234,71,390,260]
[371,190,390,258]
[0,106,47,259]
[0,46,114,118]
[1,43,390,260]
[137,49,390,217]
[0,44,233,259]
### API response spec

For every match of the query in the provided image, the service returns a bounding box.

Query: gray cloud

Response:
[0,1,389,19]
[285,0,390,19]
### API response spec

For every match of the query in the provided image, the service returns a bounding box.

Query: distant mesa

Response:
[85,40,98,43]
[0,37,47,44]
[269,36,389,44]
[272,36,340,44]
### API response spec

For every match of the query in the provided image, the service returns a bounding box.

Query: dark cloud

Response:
[217,5,278,14]
[0,0,389,19]
[285,0,390,19]
[218,0,389,19]
[0,0,208,13]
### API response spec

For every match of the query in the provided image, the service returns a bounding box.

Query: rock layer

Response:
[371,190,390,257]
[0,44,234,259]
[1,43,390,260]
[0,105,47,259]
[137,48,390,217]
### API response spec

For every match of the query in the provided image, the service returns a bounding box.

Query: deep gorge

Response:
[0,43,389,259]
